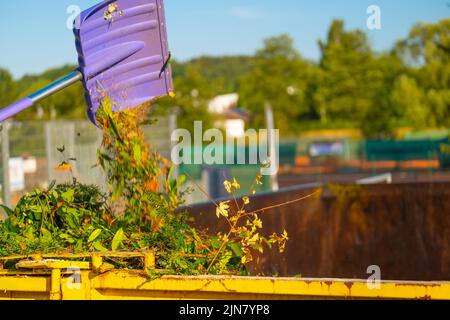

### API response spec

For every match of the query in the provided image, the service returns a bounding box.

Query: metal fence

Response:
[0,115,177,208]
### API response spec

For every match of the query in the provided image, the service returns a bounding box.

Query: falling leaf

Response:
[55,163,72,171]
[133,144,142,162]
[108,115,124,143]
[145,179,159,192]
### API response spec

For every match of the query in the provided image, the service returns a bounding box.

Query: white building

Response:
[208,93,249,138]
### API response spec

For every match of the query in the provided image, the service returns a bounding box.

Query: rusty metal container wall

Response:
[181,183,450,281]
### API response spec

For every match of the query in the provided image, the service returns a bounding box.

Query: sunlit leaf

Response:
[88,229,102,243]
[112,228,125,251]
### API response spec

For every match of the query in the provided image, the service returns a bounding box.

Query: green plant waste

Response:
[0,97,288,276]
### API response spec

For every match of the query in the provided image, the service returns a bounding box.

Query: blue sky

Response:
[0,0,448,79]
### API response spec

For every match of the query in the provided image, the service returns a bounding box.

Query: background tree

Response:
[314,20,385,125]
[155,64,220,132]
[394,18,450,128]
[0,68,17,108]
[361,52,405,138]
[390,74,429,129]
[238,34,317,135]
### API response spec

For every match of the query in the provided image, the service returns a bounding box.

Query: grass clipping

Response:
[0,97,288,276]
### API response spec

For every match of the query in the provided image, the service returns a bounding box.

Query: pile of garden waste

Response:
[0,97,288,276]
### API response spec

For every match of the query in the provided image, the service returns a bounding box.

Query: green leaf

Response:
[75,238,84,252]
[262,237,273,249]
[61,189,75,202]
[178,175,186,186]
[93,241,108,252]
[133,143,141,162]
[167,165,174,180]
[29,205,42,213]
[24,226,36,241]
[88,229,102,243]
[59,233,75,244]
[191,228,202,244]
[0,205,13,217]
[112,228,125,251]
[108,115,124,143]
[130,233,141,239]
[211,238,221,249]
[41,228,52,243]
[229,244,244,257]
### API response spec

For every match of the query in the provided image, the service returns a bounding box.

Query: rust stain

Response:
[344,281,354,295]
[324,281,333,290]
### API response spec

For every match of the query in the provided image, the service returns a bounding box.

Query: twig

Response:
[243,190,321,218]
[206,229,233,274]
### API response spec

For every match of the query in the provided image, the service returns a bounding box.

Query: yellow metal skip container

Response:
[0,253,449,300]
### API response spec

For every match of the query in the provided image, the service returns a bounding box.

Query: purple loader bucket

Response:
[74,0,173,124]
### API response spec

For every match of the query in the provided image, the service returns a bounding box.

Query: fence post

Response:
[1,121,11,209]
[169,108,179,179]
[45,122,52,183]
[265,103,279,191]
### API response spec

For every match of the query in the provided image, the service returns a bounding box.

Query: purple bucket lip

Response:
[74,0,173,125]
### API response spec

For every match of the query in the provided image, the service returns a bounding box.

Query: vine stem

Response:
[242,190,321,218]
[206,229,233,274]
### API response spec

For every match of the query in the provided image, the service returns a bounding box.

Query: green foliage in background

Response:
[394,19,450,128]
[316,20,385,124]
[0,68,18,107]
[239,34,319,135]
